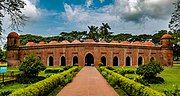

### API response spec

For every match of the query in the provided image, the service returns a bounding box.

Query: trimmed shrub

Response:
[44,68,64,73]
[99,67,165,96]
[9,66,81,96]
[136,61,164,84]
[0,90,12,96]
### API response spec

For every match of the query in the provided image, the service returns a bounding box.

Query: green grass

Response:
[150,64,180,92]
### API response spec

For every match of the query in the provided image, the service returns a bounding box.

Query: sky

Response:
[1,0,177,37]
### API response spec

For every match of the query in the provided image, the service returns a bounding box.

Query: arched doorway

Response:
[113,56,118,66]
[61,56,66,66]
[49,56,53,66]
[85,53,94,66]
[73,56,78,66]
[150,57,155,62]
[101,56,106,66]
[126,56,131,66]
[138,56,143,66]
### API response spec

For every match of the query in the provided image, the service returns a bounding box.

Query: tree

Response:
[99,23,113,41]
[136,61,164,84]
[152,30,170,44]
[88,26,99,41]
[169,1,180,31]
[0,48,6,61]
[0,0,27,34]
[173,44,180,61]
[19,54,46,77]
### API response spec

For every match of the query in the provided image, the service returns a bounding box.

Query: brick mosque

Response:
[7,32,173,67]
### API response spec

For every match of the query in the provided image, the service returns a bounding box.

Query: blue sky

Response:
[3,0,176,36]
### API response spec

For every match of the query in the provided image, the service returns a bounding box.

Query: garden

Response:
[0,55,81,96]
[98,61,180,96]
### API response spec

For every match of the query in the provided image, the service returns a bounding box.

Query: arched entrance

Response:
[85,53,94,66]
[126,56,131,66]
[73,56,78,66]
[49,56,53,66]
[61,56,66,66]
[113,56,118,66]
[101,56,106,66]
[138,56,143,66]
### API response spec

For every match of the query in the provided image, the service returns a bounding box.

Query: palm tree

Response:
[88,26,99,41]
[99,23,113,41]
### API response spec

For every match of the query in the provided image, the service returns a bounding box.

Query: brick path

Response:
[57,67,118,96]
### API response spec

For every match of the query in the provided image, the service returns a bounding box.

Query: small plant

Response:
[17,54,46,83]
[136,61,164,84]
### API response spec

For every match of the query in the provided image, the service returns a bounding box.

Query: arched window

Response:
[49,56,53,66]
[14,39,16,45]
[73,56,78,66]
[113,56,118,66]
[138,56,143,66]
[101,56,106,66]
[61,56,66,66]
[126,56,131,66]
[150,57,155,62]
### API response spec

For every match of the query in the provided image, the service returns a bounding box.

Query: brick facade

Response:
[7,32,173,67]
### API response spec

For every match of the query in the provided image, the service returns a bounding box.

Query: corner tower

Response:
[7,32,20,67]
[7,32,20,47]
[160,33,173,66]
[160,33,173,47]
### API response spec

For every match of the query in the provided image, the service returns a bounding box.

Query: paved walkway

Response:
[57,67,118,96]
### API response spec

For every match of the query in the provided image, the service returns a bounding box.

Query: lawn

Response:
[0,66,70,93]
[150,64,180,92]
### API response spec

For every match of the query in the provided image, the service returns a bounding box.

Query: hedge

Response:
[9,66,81,96]
[99,67,165,96]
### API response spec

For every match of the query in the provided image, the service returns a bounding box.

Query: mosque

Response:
[6,32,173,67]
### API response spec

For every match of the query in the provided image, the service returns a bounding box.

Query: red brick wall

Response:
[7,44,173,67]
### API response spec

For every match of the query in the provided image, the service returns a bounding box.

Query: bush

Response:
[16,75,45,84]
[19,54,46,78]
[136,61,164,79]
[99,67,165,96]
[0,90,12,96]
[136,61,164,84]
[113,68,135,76]
[9,67,81,96]
[45,68,64,73]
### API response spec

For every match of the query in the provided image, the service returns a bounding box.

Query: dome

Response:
[26,42,36,46]
[60,40,70,44]
[131,41,142,45]
[120,41,131,45]
[38,41,46,45]
[83,39,96,43]
[98,40,107,44]
[161,33,173,39]
[71,40,81,44]
[110,40,119,43]
[7,32,19,38]
[49,41,59,44]
[143,41,155,46]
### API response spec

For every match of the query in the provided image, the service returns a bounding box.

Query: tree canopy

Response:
[169,1,180,31]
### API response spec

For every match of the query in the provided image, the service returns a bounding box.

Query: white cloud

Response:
[86,0,93,7]
[21,0,41,20]
[61,0,175,34]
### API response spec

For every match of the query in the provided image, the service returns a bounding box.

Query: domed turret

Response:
[7,32,20,47]
[160,33,173,47]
